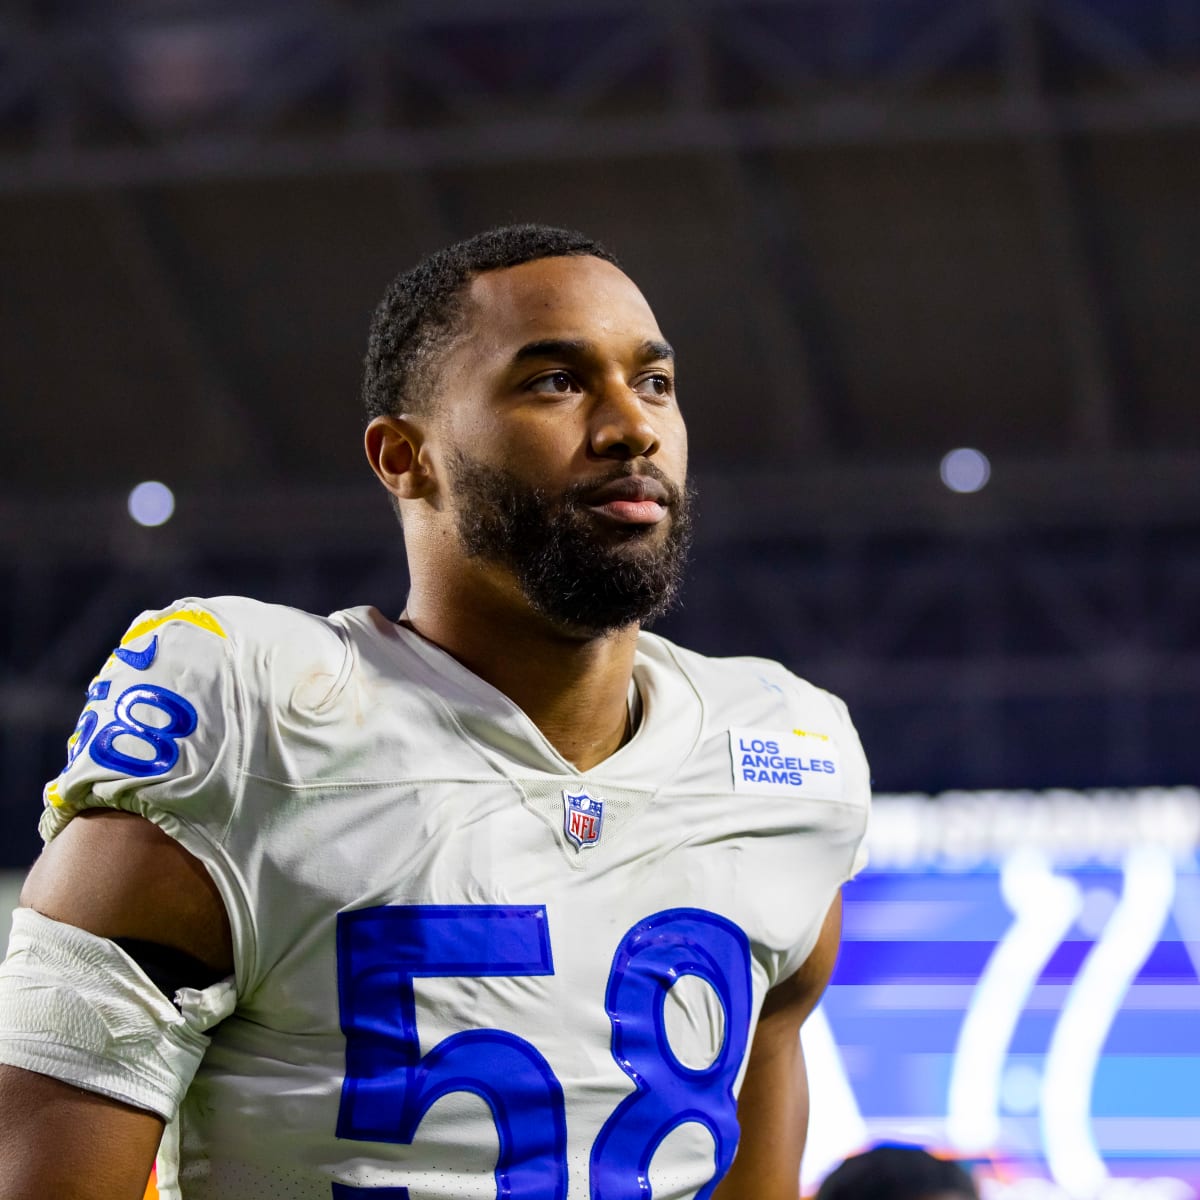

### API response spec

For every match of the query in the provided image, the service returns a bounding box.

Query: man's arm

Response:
[0,1068,164,1199]
[0,809,233,1200]
[713,892,843,1200]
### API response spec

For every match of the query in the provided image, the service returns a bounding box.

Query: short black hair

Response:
[816,1146,978,1200]
[362,223,621,422]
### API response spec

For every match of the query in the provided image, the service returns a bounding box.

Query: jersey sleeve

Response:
[820,687,872,881]
[41,600,243,844]
[38,600,253,977]
[769,670,873,985]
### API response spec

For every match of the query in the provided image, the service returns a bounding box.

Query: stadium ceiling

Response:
[3,0,1199,535]
[4,0,1200,185]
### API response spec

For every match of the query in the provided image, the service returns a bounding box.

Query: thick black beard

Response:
[449,451,694,637]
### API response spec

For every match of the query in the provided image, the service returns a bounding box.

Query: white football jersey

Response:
[39,597,870,1200]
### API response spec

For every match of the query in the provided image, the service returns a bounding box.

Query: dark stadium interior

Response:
[3,0,1199,867]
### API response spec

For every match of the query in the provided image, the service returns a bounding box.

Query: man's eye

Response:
[529,371,579,395]
[637,374,672,398]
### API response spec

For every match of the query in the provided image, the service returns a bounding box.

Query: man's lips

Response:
[582,476,671,525]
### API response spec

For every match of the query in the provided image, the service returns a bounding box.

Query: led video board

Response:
[802,788,1200,1200]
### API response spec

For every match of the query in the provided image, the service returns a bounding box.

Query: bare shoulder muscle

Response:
[20,809,232,975]
[0,810,230,1197]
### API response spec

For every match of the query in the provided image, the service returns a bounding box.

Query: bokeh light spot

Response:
[940,447,991,494]
[1000,1062,1042,1115]
[128,481,175,527]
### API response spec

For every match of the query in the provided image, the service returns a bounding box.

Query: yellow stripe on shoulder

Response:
[120,608,228,646]
[95,607,229,675]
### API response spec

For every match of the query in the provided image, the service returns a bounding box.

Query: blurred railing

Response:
[2,0,1200,189]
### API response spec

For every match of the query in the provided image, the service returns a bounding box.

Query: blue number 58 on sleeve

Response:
[62,681,198,778]
[334,905,753,1200]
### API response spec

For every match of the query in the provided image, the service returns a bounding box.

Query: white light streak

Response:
[1041,847,1176,1198]
[947,851,1082,1153]
[799,1005,869,1195]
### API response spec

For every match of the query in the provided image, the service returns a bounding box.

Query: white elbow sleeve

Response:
[0,907,235,1120]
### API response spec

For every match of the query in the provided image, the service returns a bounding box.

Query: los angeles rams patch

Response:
[729,727,844,799]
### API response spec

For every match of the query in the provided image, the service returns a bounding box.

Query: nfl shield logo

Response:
[562,789,604,850]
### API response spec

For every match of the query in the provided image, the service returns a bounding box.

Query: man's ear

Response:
[364,415,438,503]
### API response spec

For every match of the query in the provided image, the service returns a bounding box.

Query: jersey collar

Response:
[351,608,703,786]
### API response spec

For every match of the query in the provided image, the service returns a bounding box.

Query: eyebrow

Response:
[509,338,676,366]
[638,339,676,364]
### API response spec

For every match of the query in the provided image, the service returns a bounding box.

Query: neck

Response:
[404,564,639,771]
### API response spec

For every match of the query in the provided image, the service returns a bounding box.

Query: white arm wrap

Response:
[0,907,235,1120]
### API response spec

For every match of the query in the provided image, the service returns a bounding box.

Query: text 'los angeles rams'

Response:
[737,737,836,786]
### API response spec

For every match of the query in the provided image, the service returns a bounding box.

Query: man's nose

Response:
[589,381,661,460]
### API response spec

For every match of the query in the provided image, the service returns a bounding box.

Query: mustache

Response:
[562,461,686,509]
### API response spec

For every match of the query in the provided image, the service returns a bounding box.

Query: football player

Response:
[0,225,870,1200]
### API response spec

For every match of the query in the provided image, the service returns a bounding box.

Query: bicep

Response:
[0,1065,162,1200]
[713,893,844,1200]
[20,808,232,974]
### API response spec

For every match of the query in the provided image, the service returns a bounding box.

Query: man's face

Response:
[426,254,692,636]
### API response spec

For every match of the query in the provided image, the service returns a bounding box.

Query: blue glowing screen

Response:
[802,792,1200,1200]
